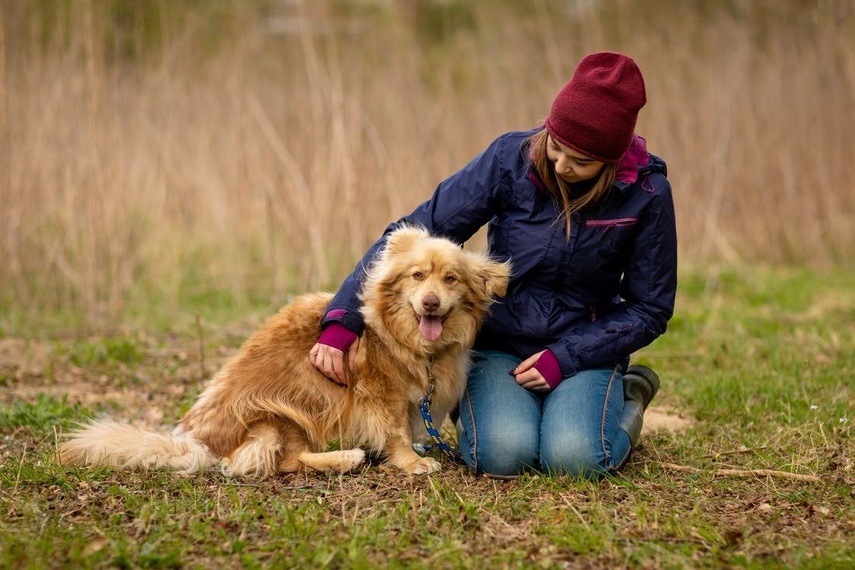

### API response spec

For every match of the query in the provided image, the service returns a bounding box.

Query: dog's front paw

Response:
[408,456,441,475]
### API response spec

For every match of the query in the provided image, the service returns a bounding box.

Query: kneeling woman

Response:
[311,52,677,479]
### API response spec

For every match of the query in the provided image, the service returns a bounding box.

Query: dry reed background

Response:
[1,0,853,323]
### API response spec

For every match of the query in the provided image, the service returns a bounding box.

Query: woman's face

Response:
[546,135,605,183]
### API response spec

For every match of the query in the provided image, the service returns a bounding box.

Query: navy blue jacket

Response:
[322,128,677,378]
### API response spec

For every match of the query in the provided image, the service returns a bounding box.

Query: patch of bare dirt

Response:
[643,405,694,434]
[0,336,234,429]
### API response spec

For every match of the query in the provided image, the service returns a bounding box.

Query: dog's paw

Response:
[408,456,441,475]
[338,448,367,472]
[294,448,366,473]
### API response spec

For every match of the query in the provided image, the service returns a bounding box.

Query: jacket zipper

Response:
[586,217,638,242]
[585,217,638,228]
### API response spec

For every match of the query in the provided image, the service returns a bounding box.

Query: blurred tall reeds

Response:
[1,0,853,323]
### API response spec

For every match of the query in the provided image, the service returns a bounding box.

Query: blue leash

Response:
[418,357,465,465]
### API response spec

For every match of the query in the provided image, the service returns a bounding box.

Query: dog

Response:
[59,226,510,477]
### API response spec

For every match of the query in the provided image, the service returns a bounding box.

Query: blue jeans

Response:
[457,350,633,478]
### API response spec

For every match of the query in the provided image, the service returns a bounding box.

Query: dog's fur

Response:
[60,227,510,477]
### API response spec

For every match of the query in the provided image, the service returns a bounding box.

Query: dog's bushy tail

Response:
[59,419,216,474]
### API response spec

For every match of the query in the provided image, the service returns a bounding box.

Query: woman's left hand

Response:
[511,350,551,392]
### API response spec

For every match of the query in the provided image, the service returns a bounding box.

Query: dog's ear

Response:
[382,226,429,259]
[469,256,511,300]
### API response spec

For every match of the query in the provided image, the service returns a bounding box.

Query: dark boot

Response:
[624,364,660,410]
[618,365,660,447]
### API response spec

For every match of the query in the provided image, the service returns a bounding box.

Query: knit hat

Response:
[545,52,647,164]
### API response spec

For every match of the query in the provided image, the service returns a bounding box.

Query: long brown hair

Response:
[527,128,617,238]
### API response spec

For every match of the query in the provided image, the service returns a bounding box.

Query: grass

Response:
[1,265,853,569]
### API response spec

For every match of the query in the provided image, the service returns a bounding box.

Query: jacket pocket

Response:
[585,217,638,229]
[585,217,638,244]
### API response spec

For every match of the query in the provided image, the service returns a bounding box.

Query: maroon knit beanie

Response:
[545,52,647,163]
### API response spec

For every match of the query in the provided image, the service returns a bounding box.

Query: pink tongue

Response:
[419,315,443,341]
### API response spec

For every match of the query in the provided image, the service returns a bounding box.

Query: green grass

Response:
[0,266,853,569]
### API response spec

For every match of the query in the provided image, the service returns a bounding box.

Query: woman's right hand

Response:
[310,336,360,386]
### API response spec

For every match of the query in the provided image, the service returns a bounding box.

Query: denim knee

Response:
[474,428,539,477]
[540,434,609,479]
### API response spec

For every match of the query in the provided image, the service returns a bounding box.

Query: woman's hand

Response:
[309,336,360,386]
[511,350,551,392]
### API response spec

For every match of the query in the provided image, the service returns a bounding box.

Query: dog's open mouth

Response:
[418,314,444,342]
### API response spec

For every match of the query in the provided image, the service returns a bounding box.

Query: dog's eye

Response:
[412,271,424,281]
[444,275,456,285]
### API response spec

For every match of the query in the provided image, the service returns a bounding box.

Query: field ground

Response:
[2,2,853,567]
[0,266,853,568]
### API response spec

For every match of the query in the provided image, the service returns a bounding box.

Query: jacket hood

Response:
[614,134,649,184]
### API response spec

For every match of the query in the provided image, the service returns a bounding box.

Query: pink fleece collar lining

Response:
[615,134,649,184]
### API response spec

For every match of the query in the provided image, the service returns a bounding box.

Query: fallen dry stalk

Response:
[658,462,822,483]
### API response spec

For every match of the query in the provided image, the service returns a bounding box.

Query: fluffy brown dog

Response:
[60,227,510,477]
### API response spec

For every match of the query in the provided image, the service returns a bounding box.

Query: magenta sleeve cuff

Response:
[533,349,564,390]
[317,323,358,352]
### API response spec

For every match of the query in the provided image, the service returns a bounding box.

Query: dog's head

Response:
[361,226,511,352]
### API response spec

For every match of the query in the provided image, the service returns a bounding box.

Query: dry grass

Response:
[1,0,853,323]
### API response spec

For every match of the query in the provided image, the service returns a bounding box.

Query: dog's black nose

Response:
[422,294,440,313]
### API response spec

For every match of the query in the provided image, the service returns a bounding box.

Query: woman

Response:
[310,52,677,479]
